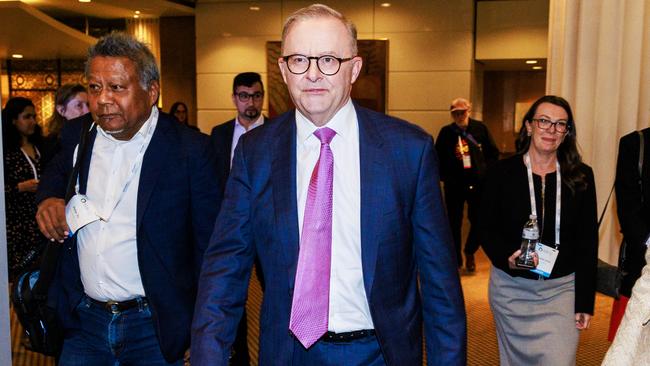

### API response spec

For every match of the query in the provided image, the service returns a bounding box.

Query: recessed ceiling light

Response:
[135,10,141,14]
[526,60,538,64]
[532,66,543,70]
[380,3,391,7]
[12,54,23,59]
[133,14,140,18]
[78,0,91,3]
[249,6,260,11]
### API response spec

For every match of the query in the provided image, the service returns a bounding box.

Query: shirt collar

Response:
[235,114,264,131]
[296,99,356,143]
[97,106,158,143]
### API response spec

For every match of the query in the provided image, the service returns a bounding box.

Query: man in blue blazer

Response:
[210,72,269,366]
[192,4,466,366]
[36,33,220,365]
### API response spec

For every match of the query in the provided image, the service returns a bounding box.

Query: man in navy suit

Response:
[35,32,220,365]
[192,4,466,366]
[211,72,267,193]
[210,72,268,365]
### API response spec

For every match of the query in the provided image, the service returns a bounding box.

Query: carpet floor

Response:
[10,249,613,365]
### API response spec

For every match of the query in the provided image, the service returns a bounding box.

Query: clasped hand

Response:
[36,197,69,243]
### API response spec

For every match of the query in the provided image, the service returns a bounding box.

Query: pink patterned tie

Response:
[289,127,336,349]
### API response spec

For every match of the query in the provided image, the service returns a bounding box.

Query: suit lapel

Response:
[357,107,386,297]
[136,115,172,231]
[78,126,97,194]
[271,111,300,288]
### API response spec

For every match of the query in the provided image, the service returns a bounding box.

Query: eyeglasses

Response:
[532,118,570,133]
[282,54,354,76]
[235,92,264,102]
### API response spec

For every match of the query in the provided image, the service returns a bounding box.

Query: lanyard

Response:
[19,146,40,180]
[74,110,157,220]
[524,153,561,248]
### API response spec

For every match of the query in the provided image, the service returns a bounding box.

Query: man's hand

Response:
[36,198,69,242]
[17,178,39,193]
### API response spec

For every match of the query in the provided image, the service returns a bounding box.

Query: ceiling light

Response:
[249,6,260,11]
[133,14,140,18]
[380,3,391,7]
[135,10,141,14]
[78,0,91,3]
[12,54,23,59]
[532,66,543,70]
[526,60,538,64]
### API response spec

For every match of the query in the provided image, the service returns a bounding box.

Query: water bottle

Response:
[516,214,539,269]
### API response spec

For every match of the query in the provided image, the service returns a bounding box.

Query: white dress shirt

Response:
[77,107,158,301]
[230,114,264,167]
[296,100,374,332]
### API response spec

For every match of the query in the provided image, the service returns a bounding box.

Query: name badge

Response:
[65,194,101,236]
[530,242,559,278]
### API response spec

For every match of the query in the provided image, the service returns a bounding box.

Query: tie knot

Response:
[314,127,336,145]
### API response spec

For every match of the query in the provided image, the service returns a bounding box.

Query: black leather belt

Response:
[87,297,148,314]
[321,329,376,343]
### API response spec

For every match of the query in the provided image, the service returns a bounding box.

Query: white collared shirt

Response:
[77,106,158,302]
[295,99,374,332]
[230,114,264,167]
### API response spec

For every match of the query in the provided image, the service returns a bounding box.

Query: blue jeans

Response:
[59,296,182,366]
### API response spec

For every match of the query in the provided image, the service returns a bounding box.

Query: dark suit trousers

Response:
[230,309,250,365]
[292,336,386,365]
[443,182,481,266]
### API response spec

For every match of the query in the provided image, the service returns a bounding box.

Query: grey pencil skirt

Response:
[488,266,579,366]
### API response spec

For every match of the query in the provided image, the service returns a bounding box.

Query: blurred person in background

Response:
[42,83,89,167]
[479,95,598,365]
[169,101,198,131]
[436,97,499,273]
[2,96,46,281]
[604,125,650,344]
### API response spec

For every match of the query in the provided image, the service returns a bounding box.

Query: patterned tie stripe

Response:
[289,127,336,348]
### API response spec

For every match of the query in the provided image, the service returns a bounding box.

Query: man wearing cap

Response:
[436,98,499,273]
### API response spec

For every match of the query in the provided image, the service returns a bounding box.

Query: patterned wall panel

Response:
[7,59,85,134]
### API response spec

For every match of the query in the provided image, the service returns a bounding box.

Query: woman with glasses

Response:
[478,95,598,365]
[169,101,199,131]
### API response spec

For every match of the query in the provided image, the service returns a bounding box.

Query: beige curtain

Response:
[126,18,162,106]
[547,0,650,263]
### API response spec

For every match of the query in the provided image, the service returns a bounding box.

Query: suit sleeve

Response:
[191,138,254,366]
[615,134,649,283]
[574,166,598,314]
[35,120,78,204]
[477,163,512,270]
[189,134,222,276]
[435,127,453,183]
[412,136,467,366]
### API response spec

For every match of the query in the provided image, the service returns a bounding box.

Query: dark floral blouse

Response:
[3,147,44,281]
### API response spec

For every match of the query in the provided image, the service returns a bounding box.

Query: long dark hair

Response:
[2,97,42,151]
[48,83,87,138]
[515,95,587,193]
[169,101,188,124]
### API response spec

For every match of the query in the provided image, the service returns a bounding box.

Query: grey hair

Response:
[281,4,357,56]
[85,31,159,90]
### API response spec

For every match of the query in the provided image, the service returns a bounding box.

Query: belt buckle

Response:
[106,300,120,314]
